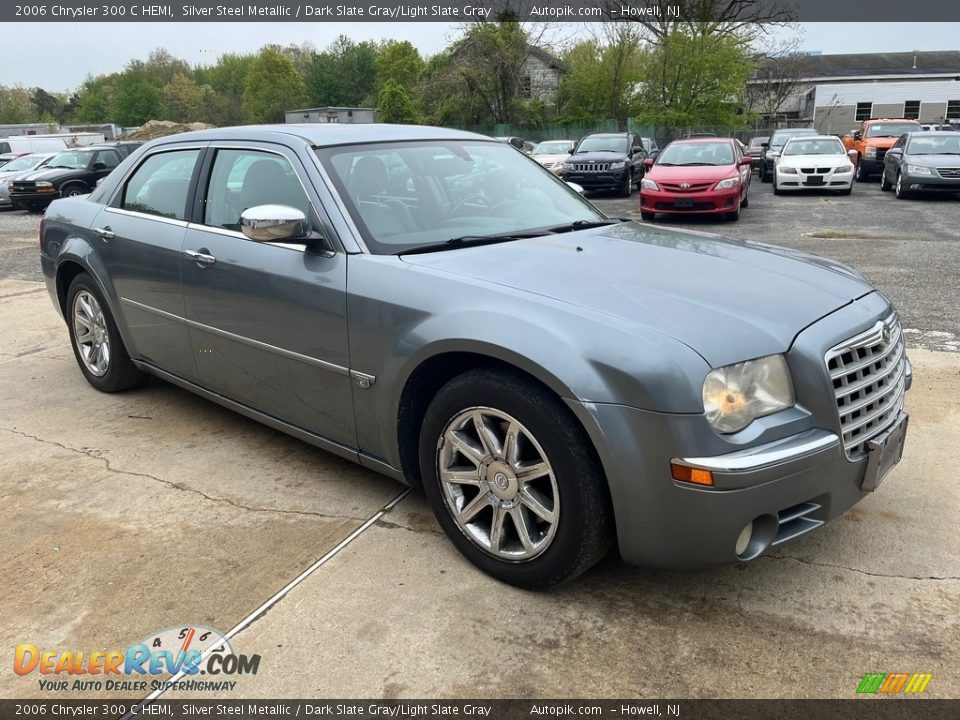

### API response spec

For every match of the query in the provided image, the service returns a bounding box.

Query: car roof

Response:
[772,128,816,133]
[144,124,491,150]
[582,133,628,138]
[907,130,957,136]
[667,137,736,145]
[784,135,843,142]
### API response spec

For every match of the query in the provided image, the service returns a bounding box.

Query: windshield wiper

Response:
[396,232,545,256]
[545,219,622,234]
[673,162,716,166]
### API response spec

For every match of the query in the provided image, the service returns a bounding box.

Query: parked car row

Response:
[0,141,142,212]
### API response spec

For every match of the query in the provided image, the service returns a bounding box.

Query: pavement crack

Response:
[1,426,367,522]
[764,553,960,581]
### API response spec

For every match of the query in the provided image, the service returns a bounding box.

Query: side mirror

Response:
[853,131,862,141]
[642,158,654,168]
[760,142,769,150]
[886,148,903,157]
[565,181,585,195]
[92,162,107,171]
[739,156,753,166]
[568,148,575,154]
[847,149,859,161]
[240,204,309,242]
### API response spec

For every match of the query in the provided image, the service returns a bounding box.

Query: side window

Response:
[121,149,201,221]
[96,150,121,169]
[203,149,311,231]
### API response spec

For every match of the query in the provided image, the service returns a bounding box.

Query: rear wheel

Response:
[66,273,148,392]
[60,184,86,198]
[419,369,613,589]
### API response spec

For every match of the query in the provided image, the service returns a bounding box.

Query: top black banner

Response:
[5,0,960,23]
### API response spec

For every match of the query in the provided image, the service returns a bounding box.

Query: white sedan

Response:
[773,136,856,195]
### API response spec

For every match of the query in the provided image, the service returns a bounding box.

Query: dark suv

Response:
[9,145,122,211]
[759,128,817,182]
[562,133,647,196]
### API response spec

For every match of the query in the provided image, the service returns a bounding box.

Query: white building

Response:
[812,80,960,135]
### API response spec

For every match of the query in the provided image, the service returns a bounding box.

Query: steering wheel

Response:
[448,193,490,217]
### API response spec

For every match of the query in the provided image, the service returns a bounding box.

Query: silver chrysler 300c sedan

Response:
[40,125,912,589]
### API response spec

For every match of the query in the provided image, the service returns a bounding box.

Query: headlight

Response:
[864,147,877,158]
[778,166,798,174]
[640,178,659,190]
[702,355,795,434]
[713,176,740,190]
[35,181,53,188]
[609,161,626,170]
[836,164,854,173]
[906,164,932,175]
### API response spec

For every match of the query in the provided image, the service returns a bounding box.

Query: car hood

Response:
[16,167,83,182]
[863,137,901,149]
[568,151,628,163]
[401,222,875,367]
[533,154,568,165]
[778,154,849,167]
[904,153,960,167]
[648,164,737,182]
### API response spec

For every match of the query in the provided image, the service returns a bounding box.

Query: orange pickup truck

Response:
[843,119,922,182]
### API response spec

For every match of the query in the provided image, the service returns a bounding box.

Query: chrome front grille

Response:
[568,163,610,172]
[826,314,906,460]
[937,167,960,178]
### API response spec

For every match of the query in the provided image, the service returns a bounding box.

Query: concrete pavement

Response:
[1,280,958,700]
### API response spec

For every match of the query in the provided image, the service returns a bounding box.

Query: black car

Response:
[746,136,769,169]
[561,132,647,196]
[759,128,817,182]
[9,146,122,211]
[881,131,960,199]
[102,141,144,159]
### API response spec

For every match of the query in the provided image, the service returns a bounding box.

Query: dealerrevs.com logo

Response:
[14,625,261,693]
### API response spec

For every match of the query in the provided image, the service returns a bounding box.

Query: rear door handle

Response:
[183,249,216,266]
[94,226,114,240]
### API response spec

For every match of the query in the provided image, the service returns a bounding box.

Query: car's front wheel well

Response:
[396,353,608,501]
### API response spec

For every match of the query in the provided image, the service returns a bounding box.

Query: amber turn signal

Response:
[671,462,714,486]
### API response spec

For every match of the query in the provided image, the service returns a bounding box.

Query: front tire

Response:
[880,170,892,191]
[419,369,613,589]
[66,273,148,392]
[760,163,770,183]
[854,158,869,182]
[640,211,656,222]
[619,172,632,197]
[60,184,86,198]
[895,171,911,200]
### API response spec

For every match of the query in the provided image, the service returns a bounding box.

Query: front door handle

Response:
[183,249,216,266]
[94,226,114,240]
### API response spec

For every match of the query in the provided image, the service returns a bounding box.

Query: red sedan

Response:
[639,138,752,221]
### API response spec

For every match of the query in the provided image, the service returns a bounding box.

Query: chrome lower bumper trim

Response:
[674,429,840,474]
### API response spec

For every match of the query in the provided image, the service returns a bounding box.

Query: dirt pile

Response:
[121,120,215,140]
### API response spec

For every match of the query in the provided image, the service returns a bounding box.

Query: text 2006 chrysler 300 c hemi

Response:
[39,125,912,589]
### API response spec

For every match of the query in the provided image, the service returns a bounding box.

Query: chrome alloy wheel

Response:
[437,407,559,561]
[72,290,110,377]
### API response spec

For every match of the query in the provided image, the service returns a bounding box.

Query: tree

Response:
[197,52,256,125]
[377,80,420,124]
[161,73,217,123]
[112,60,162,126]
[557,26,644,125]
[306,36,379,107]
[636,30,754,130]
[243,47,307,123]
[0,85,35,123]
[377,40,424,91]
[30,88,62,122]
[743,35,812,122]
[72,75,117,123]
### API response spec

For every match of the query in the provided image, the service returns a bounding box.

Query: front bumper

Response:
[639,186,740,215]
[573,293,911,570]
[775,166,853,191]
[901,171,960,192]
[561,170,629,191]
[9,190,58,206]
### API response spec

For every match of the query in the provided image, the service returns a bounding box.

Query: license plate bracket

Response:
[804,176,825,186]
[861,412,909,492]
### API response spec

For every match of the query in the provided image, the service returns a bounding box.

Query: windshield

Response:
[532,141,572,155]
[316,140,606,255]
[656,141,735,166]
[770,130,816,147]
[865,123,921,138]
[907,135,960,154]
[47,151,93,169]
[783,138,845,156]
[574,136,628,154]
[1,155,45,172]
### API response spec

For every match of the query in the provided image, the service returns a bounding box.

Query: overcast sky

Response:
[2,22,958,93]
